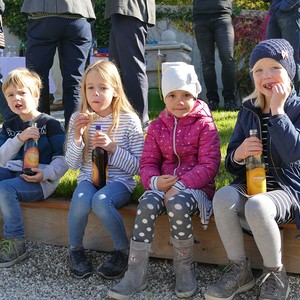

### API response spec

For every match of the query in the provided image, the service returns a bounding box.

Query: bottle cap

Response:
[249,129,257,136]
[95,125,102,131]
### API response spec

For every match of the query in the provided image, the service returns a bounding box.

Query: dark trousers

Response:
[267,6,300,94]
[25,17,92,128]
[0,76,15,121]
[193,14,236,105]
[109,14,149,125]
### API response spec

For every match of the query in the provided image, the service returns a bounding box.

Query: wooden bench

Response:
[0,197,299,274]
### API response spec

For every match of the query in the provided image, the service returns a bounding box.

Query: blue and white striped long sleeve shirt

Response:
[65,111,144,192]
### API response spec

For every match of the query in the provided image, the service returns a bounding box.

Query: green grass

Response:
[53,110,238,201]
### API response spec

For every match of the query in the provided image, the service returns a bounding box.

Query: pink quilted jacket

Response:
[140,100,221,199]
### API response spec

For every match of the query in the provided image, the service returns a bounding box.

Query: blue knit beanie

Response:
[249,39,296,80]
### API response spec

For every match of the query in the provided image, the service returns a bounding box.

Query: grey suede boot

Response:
[172,237,197,298]
[107,240,151,300]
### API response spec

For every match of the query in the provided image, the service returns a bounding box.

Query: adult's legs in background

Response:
[194,18,219,110]
[109,14,149,126]
[0,76,15,121]
[215,15,236,108]
[25,17,92,128]
[25,18,58,116]
[59,18,92,128]
[267,7,300,94]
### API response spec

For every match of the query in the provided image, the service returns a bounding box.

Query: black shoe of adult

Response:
[224,100,240,111]
[97,249,129,279]
[50,102,64,111]
[208,100,219,111]
[69,248,93,279]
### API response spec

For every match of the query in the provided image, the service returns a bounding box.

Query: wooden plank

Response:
[282,227,300,274]
[150,215,263,269]
[0,198,299,273]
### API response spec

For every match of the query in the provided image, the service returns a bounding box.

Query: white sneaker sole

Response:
[0,251,28,268]
[107,282,147,300]
[204,279,256,300]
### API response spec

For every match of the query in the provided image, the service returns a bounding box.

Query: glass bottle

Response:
[92,125,108,188]
[22,122,39,175]
[246,129,266,195]
[19,40,25,57]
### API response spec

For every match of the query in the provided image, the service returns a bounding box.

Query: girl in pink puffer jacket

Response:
[108,62,221,300]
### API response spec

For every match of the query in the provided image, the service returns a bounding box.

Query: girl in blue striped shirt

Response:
[65,60,144,279]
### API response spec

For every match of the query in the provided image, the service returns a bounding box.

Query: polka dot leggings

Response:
[132,191,199,243]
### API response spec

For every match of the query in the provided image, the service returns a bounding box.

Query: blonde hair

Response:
[2,67,42,108]
[78,60,137,159]
[243,67,292,108]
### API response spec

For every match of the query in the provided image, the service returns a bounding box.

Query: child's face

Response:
[4,84,38,120]
[85,69,116,117]
[164,90,195,118]
[252,58,290,99]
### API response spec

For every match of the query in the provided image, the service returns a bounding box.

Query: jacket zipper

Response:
[172,117,180,176]
[246,106,300,210]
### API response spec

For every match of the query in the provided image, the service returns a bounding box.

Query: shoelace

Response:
[0,239,18,257]
[219,263,242,286]
[257,271,284,296]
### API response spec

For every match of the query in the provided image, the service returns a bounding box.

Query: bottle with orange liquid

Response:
[92,125,108,188]
[246,129,267,195]
[22,122,39,175]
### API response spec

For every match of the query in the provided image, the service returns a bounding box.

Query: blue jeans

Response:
[0,167,44,238]
[193,14,236,104]
[68,180,131,251]
[25,17,92,127]
[267,6,300,92]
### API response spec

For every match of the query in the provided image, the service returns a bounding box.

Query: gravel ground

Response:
[0,241,299,300]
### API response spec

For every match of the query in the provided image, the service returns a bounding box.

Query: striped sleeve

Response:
[65,113,85,170]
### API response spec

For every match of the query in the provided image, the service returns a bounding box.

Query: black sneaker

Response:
[97,250,129,279]
[69,248,92,279]
[0,237,28,268]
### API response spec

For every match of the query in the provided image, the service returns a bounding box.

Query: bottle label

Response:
[246,167,266,195]
[23,146,39,169]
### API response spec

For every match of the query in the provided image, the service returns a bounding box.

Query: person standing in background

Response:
[50,49,63,111]
[265,0,300,95]
[0,0,15,122]
[193,0,237,111]
[105,0,156,129]
[21,0,96,129]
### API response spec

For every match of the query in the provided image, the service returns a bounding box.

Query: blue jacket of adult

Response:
[225,89,300,227]
[269,0,299,15]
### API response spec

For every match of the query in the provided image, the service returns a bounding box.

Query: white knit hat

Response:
[161,62,202,99]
